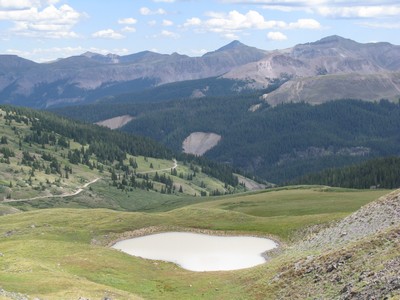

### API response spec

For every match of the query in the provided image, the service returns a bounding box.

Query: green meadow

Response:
[0,186,391,299]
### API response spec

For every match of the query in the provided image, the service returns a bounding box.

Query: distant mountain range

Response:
[0,41,267,108]
[1,35,399,108]
[225,35,400,105]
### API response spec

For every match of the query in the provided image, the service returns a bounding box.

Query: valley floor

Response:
[0,186,399,299]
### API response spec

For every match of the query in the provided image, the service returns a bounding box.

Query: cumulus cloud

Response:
[224,32,239,40]
[92,29,124,39]
[118,18,137,25]
[0,2,84,38]
[267,31,287,40]
[316,5,400,18]
[287,18,321,29]
[162,19,173,26]
[121,26,136,32]
[184,17,202,27]
[184,10,320,36]
[160,29,180,38]
[140,7,167,16]
[223,0,400,19]
[358,21,400,29]
[0,0,36,9]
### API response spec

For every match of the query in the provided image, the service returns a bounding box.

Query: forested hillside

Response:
[54,98,400,183]
[0,105,241,207]
[293,156,400,189]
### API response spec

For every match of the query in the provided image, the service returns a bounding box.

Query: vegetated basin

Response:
[112,232,277,272]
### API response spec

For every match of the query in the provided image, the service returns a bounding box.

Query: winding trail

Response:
[2,159,178,203]
[3,178,100,203]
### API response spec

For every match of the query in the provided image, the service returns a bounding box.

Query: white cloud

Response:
[224,32,239,40]
[267,31,287,40]
[140,7,167,16]
[160,29,180,39]
[223,0,400,19]
[162,19,173,26]
[0,0,41,9]
[0,0,60,10]
[316,6,400,18]
[121,26,136,32]
[202,10,279,32]
[0,3,84,38]
[118,17,137,25]
[288,19,321,29]
[358,21,400,29]
[184,17,202,27]
[92,29,124,39]
[184,10,320,36]
[148,20,157,26]
[262,5,313,13]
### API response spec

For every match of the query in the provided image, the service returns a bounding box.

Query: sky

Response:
[0,0,399,62]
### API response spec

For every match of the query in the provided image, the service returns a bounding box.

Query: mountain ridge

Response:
[224,35,400,104]
[0,40,267,108]
[1,35,400,108]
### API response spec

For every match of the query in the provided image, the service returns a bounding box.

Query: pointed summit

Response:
[203,40,267,62]
[216,40,245,52]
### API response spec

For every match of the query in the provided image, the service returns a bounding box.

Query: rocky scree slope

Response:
[224,35,400,105]
[297,188,400,251]
[268,189,400,299]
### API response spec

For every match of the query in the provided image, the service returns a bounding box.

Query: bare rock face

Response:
[182,132,222,156]
[95,115,134,130]
[225,35,400,104]
[266,72,400,106]
[298,189,400,251]
[273,189,400,300]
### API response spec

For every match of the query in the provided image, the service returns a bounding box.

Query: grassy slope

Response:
[0,108,236,212]
[0,186,392,299]
[187,186,388,239]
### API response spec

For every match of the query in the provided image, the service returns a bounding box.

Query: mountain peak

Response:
[81,51,101,58]
[311,35,357,47]
[216,40,245,52]
[203,40,265,58]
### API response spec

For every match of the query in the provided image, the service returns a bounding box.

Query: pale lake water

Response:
[112,232,277,272]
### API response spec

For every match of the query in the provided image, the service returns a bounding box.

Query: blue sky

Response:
[1,0,400,62]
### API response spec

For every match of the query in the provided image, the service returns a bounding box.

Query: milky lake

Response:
[112,232,277,272]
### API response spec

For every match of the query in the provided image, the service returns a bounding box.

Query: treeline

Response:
[50,75,286,124]
[183,155,239,187]
[2,105,239,188]
[292,156,400,189]
[122,98,400,183]
[2,105,173,160]
[54,92,400,183]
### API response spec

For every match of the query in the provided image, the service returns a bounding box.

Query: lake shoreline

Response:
[105,225,283,249]
[111,231,278,272]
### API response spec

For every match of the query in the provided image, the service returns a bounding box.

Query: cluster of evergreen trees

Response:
[54,93,400,183]
[3,105,239,187]
[293,156,400,189]
[1,105,241,196]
